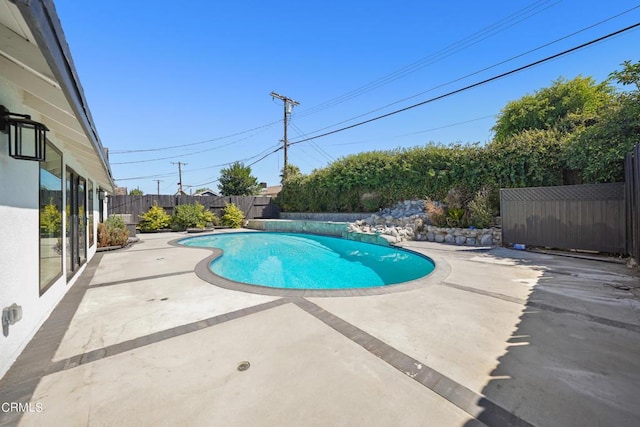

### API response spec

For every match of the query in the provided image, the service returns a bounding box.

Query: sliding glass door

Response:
[66,168,87,280]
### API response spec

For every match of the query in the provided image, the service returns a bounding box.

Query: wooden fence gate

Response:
[625,144,640,261]
[501,183,626,253]
[501,143,639,258]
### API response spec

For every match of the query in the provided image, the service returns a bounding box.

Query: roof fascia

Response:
[12,0,115,191]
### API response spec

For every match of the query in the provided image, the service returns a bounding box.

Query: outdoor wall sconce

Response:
[1,105,48,162]
[98,189,106,200]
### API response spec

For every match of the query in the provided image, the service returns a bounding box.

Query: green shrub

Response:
[171,202,218,231]
[443,187,470,227]
[486,129,565,188]
[446,208,467,228]
[202,209,218,227]
[430,213,447,227]
[139,203,171,232]
[468,186,495,228]
[98,223,109,247]
[97,215,129,247]
[221,203,245,228]
[443,187,470,210]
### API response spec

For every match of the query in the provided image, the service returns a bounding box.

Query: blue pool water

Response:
[179,232,435,289]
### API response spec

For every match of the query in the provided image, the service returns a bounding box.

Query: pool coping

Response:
[168,231,451,297]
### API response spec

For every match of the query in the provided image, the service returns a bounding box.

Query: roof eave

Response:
[13,0,115,192]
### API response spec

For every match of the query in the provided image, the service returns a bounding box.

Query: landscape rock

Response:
[347,199,501,246]
[480,234,493,246]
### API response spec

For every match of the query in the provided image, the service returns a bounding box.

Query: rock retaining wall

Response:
[416,226,502,246]
[250,199,502,247]
[348,199,501,246]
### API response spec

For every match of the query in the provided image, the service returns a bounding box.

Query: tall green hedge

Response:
[277,137,573,213]
[279,144,488,212]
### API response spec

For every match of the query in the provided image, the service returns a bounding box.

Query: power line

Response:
[116,171,178,181]
[109,4,638,165]
[289,21,640,147]
[325,114,497,147]
[294,0,560,118]
[110,127,272,165]
[114,149,278,182]
[296,4,640,138]
[109,119,281,154]
[290,123,335,162]
[183,142,283,188]
[107,3,638,166]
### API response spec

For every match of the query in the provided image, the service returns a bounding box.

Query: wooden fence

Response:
[108,195,279,222]
[500,183,626,253]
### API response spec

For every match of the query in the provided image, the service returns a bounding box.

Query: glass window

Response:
[66,168,74,279]
[88,181,95,247]
[66,168,87,280]
[78,177,86,265]
[39,142,63,294]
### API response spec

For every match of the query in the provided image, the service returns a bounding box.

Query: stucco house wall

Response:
[0,0,114,378]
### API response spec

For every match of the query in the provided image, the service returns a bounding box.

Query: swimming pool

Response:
[179,232,435,289]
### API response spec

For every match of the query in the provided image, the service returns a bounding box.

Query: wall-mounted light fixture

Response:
[1,105,48,162]
[98,189,106,200]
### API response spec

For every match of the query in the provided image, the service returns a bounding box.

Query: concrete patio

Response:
[1,231,639,426]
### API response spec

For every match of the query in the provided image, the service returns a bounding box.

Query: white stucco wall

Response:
[0,77,100,378]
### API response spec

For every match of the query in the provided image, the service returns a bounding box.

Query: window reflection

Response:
[39,142,63,293]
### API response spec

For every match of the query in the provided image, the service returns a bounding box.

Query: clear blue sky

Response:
[53,0,640,195]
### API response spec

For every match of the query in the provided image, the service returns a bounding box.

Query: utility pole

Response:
[153,179,162,196]
[270,92,299,169]
[171,162,187,194]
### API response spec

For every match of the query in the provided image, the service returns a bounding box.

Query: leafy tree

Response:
[129,187,143,195]
[564,60,640,182]
[492,76,615,141]
[609,59,640,90]
[280,164,302,183]
[218,162,260,196]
